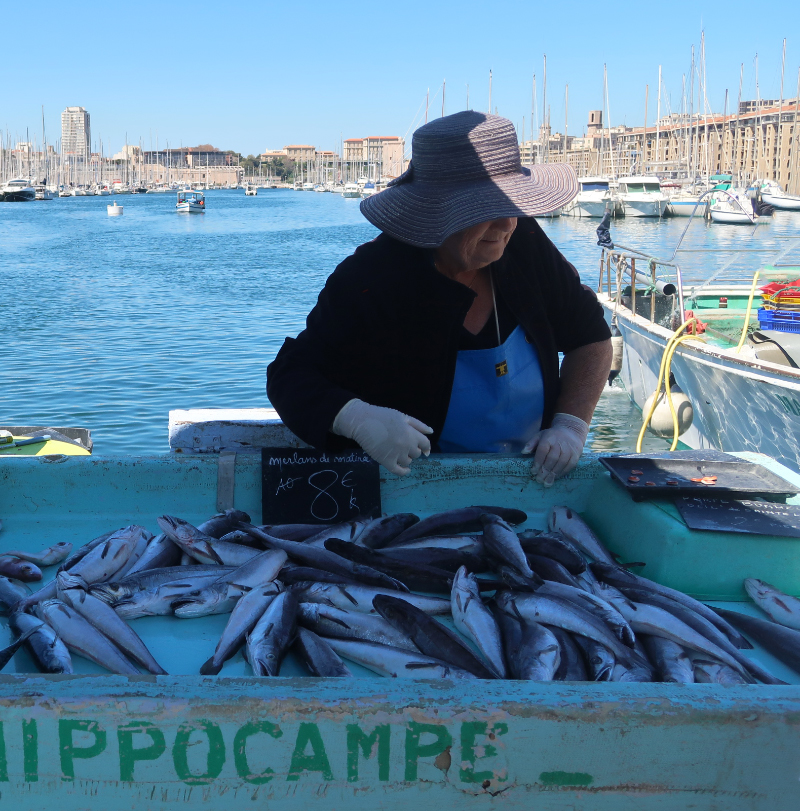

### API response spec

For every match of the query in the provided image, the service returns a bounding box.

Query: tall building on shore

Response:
[61,106,91,159]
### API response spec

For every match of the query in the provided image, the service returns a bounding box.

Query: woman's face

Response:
[435,217,518,277]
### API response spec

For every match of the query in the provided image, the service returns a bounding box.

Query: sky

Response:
[2,0,799,158]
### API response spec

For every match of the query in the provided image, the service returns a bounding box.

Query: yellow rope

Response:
[735,270,760,354]
[635,318,699,453]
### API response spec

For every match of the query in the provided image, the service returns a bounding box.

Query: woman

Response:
[267,112,611,485]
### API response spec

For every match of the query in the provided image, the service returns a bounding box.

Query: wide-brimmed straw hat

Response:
[360,111,578,248]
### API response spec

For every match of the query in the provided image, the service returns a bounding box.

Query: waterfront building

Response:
[61,106,91,160]
[342,135,406,181]
[284,145,316,163]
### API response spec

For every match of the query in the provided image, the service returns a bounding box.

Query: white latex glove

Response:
[332,399,433,476]
[523,413,590,487]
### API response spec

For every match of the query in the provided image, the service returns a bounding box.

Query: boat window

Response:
[581,182,608,191]
[643,183,661,192]
[624,183,644,193]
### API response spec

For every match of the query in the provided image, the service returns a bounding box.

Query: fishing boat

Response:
[341,182,360,198]
[596,212,800,471]
[562,177,615,218]
[758,179,800,212]
[617,175,669,218]
[1,179,36,202]
[176,190,205,213]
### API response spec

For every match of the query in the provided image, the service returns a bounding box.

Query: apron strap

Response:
[489,268,502,347]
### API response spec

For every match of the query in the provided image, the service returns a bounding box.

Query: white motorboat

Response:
[244,184,257,196]
[342,182,360,198]
[617,175,669,217]
[596,214,800,471]
[708,189,762,225]
[58,189,72,198]
[1,179,36,202]
[759,180,800,212]
[34,185,55,200]
[176,190,205,213]
[302,182,314,192]
[94,187,111,196]
[562,177,614,218]
[360,181,377,199]
[72,188,88,196]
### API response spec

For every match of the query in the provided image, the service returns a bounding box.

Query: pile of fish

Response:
[0,504,798,683]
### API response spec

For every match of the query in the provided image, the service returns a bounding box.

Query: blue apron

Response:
[439,324,545,453]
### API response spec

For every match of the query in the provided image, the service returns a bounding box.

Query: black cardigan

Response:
[267,218,610,450]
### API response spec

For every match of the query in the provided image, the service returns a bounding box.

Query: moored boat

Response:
[341,182,360,198]
[1,178,36,202]
[617,175,669,217]
[562,176,615,218]
[759,179,800,212]
[176,189,205,213]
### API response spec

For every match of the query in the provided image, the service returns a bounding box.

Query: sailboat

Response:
[759,180,800,212]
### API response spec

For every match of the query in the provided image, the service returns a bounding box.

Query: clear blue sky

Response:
[3,0,798,157]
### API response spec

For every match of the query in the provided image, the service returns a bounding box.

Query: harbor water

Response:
[1,190,798,454]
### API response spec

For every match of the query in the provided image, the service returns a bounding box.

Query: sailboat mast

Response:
[542,55,547,162]
[604,64,615,178]
[735,63,743,185]
[791,67,800,195]
[643,85,649,174]
[655,66,661,175]
[776,38,786,186]
[564,84,568,163]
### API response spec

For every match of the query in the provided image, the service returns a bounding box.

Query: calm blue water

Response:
[1,191,797,454]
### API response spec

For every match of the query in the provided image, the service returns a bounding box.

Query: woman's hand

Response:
[332,399,433,476]
[523,413,590,486]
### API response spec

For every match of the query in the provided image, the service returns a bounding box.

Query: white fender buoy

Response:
[107,202,123,216]
[643,385,694,438]
[608,327,623,385]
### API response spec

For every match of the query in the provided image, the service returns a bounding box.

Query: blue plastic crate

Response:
[757,307,800,333]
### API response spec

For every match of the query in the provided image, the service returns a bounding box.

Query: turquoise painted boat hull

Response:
[0,451,798,809]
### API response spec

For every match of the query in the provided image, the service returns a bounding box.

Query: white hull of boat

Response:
[621,197,668,217]
[342,191,360,198]
[563,199,610,218]
[668,199,703,217]
[176,202,204,213]
[598,292,800,471]
[762,192,800,211]
[709,209,759,225]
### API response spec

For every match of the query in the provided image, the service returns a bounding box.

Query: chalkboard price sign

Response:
[676,496,800,538]
[261,448,381,525]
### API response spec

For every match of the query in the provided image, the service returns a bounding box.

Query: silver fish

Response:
[113,581,208,619]
[480,514,534,578]
[173,581,252,618]
[197,509,252,539]
[357,514,420,549]
[2,542,73,567]
[451,566,506,677]
[549,626,589,681]
[386,506,528,547]
[221,550,287,589]
[324,637,477,679]
[124,534,182,575]
[293,627,353,676]
[57,575,168,675]
[9,611,73,674]
[67,525,147,585]
[494,609,560,680]
[303,518,371,548]
[295,581,450,615]
[297,602,416,649]
[35,599,139,675]
[548,506,618,566]
[692,655,749,685]
[573,636,615,681]
[388,534,484,554]
[642,635,694,684]
[744,578,800,630]
[0,576,29,614]
[157,516,259,566]
[246,590,299,676]
[90,566,236,604]
[61,531,114,570]
[200,584,282,675]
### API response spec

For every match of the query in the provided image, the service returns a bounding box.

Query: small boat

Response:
[244,184,257,196]
[562,177,615,218]
[1,179,36,202]
[617,175,669,217]
[708,189,763,225]
[360,181,377,199]
[176,189,205,213]
[759,179,800,212]
[72,188,88,197]
[94,187,111,196]
[58,189,72,198]
[34,185,55,201]
[302,182,314,192]
[342,182,360,198]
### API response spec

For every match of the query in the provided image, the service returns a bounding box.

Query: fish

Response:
[591,563,753,650]
[744,578,800,630]
[496,591,636,666]
[293,581,450,615]
[0,576,30,614]
[90,566,236,604]
[298,602,416,649]
[324,638,477,679]
[9,611,73,674]
[124,534,182,575]
[498,566,545,592]
[111,530,154,579]
[0,556,42,582]
[527,554,583,588]
[172,581,254,618]
[246,590,299,676]
[712,607,800,677]
[357,514,420,549]
[642,635,694,683]
[258,523,331,542]
[518,531,587,574]
[572,636,615,681]
[66,525,148,585]
[57,574,168,675]
[200,584,282,675]
[278,564,366,589]
[692,656,749,685]
[385,506,528,547]
[372,594,497,678]
[303,518,371,547]
[1,542,73,567]
[216,530,264,549]
[388,535,485,554]
[293,627,353,677]
[612,640,656,683]
[451,567,506,677]
[113,581,210,619]
[493,609,560,680]
[377,546,487,574]
[240,527,410,592]
[157,516,259,566]
[479,514,534,578]
[61,531,114,570]
[548,626,589,681]
[35,599,140,675]
[548,506,618,566]
[197,509,252,539]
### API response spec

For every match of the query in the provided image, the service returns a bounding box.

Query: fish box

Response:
[0,450,798,810]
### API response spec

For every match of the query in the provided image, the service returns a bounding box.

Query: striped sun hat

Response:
[359,111,578,249]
